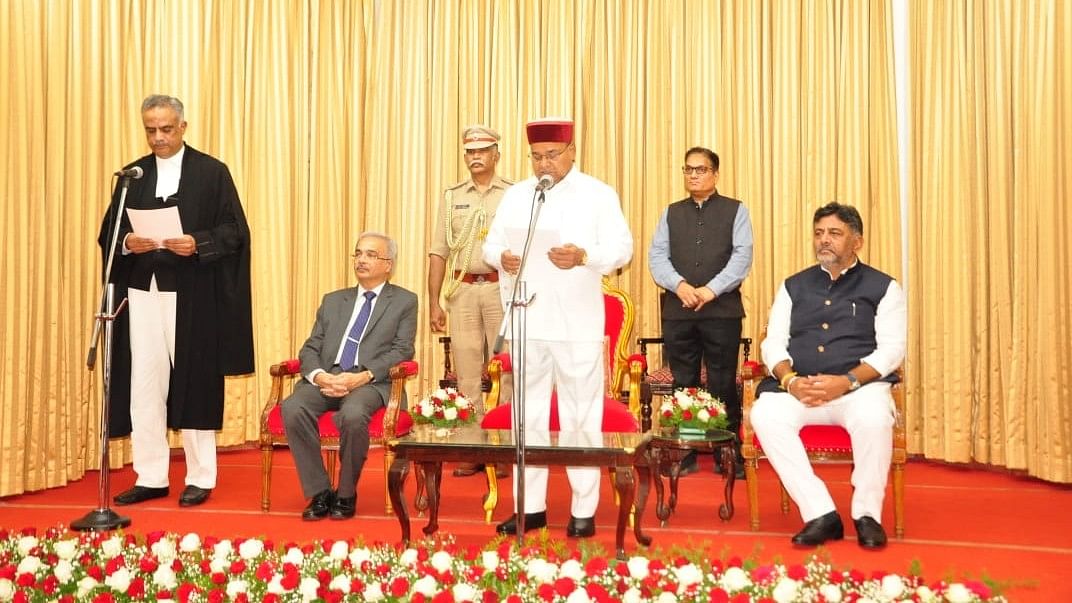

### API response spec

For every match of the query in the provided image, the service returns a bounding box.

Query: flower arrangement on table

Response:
[413,387,476,433]
[659,387,728,433]
[0,526,1008,602]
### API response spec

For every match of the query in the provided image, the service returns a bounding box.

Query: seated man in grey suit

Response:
[282,231,418,520]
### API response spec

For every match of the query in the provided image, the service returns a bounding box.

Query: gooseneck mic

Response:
[535,173,554,191]
[114,166,144,179]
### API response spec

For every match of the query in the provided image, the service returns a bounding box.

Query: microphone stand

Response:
[492,183,548,545]
[73,175,135,531]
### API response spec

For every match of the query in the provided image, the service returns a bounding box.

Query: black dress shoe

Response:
[854,516,888,549]
[791,511,844,547]
[178,485,212,507]
[495,511,547,535]
[301,489,336,521]
[330,496,356,520]
[566,516,596,538]
[113,486,169,506]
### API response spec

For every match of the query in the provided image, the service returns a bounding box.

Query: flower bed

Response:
[0,526,1006,602]
[413,388,477,430]
[659,388,728,433]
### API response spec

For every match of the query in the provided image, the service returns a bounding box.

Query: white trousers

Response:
[127,278,217,489]
[749,383,894,523]
[511,339,604,517]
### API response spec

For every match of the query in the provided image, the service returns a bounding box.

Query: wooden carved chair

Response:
[476,277,642,522]
[627,337,753,432]
[740,361,907,538]
[259,359,418,514]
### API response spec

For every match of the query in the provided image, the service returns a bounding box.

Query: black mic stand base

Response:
[71,508,131,532]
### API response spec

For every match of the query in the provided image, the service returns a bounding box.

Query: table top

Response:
[390,425,650,454]
[651,427,735,446]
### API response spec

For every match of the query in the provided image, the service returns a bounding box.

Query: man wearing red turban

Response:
[482,117,633,538]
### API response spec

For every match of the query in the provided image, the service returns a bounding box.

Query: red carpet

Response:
[2,447,1069,601]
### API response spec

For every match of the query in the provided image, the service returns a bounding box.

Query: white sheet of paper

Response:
[126,207,183,247]
[505,227,561,283]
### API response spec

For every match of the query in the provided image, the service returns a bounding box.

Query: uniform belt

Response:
[454,271,499,284]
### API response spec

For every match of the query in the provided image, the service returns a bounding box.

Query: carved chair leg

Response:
[779,481,791,515]
[483,465,498,524]
[893,462,905,538]
[325,450,339,489]
[261,444,273,512]
[384,449,395,514]
[745,457,760,531]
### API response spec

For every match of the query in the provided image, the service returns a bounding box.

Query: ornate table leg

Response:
[422,461,444,536]
[414,463,428,515]
[612,462,636,560]
[718,444,736,520]
[633,457,653,547]
[388,454,411,543]
[653,447,671,525]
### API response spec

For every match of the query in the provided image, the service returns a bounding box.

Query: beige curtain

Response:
[0,1,1067,496]
[908,1,1071,480]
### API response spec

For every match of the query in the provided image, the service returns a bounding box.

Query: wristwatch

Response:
[845,372,861,391]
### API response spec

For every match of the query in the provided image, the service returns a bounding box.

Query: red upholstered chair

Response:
[259,359,418,514]
[740,361,907,538]
[476,277,641,521]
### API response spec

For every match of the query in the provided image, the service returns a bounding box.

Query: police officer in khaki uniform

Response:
[429,125,513,477]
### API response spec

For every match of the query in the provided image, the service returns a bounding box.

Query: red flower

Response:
[15,573,34,587]
[256,560,275,581]
[787,564,808,580]
[390,576,410,597]
[553,577,576,597]
[751,565,774,583]
[127,577,146,599]
[585,557,608,576]
[210,572,227,585]
[682,409,694,420]
[262,595,280,603]
[91,593,116,603]
[229,559,247,575]
[41,574,59,595]
[708,588,730,603]
[146,531,166,545]
[432,591,455,603]
[849,569,866,583]
[139,556,159,573]
[966,580,993,599]
[104,556,124,575]
[155,590,173,600]
[87,565,104,581]
[482,591,499,603]
[207,589,226,603]
[537,583,556,601]
[177,582,198,603]
[280,571,300,590]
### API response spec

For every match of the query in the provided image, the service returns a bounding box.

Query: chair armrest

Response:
[891,367,907,462]
[739,361,766,460]
[383,360,419,438]
[483,354,509,414]
[260,359,300,443]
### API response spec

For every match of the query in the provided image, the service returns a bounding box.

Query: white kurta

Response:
[482,167,633,516]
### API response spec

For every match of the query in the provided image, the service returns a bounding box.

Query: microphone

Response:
[114,166,144,179]
[535,174,554,191]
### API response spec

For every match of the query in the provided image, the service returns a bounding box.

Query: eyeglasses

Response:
[529,146,571,163]
[682,165,714,176]
[351,250,390,261]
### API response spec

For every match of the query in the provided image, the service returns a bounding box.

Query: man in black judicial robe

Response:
[97,94,253,508]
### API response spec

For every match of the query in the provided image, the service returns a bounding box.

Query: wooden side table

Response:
[646,428,737,524]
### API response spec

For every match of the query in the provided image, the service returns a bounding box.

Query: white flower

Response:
[0,578,14,601]
[238,538,265,560]
[881,574,906,598]
[101,535,123,558]
[673,390,693,409]
[209,557,228,573]
[16,555,42,575]
[944,583,974,603]
[212,539,234,559]
[179,533,201,552]
[105,567,132,592]
[565,589,593,603]
[420,401,436,417]
[412,575,438,596]
[77,576,99,598]
[152,537,178,562]
[226,580,248,598]
[300,576,321,601]
[672,563,703,588]
[53,538,79,560]
[772,577,800,603]
[819,584,843,602]
[697,408,711,422]
[627,556,650,579]
[349,546,372,566]
[434,388,448,400]
[622,588,645,603]
[153,565,178,590]
[399,547,419,567]
[430,550,453,573]
[53,559,74,584]
[362,581,385,601]
[444,406,459,421]
[526,558,558,583]
[559,559,585,581]
[481,550,499,572]
[267,575,286,594]
[720,567,752,592]
[455,396,471,409]
[329,540,349,560]
[656,592,678,603]
[915,585,938,602]
[453,583,478,601]
[16,536,39,555]
[329,574,351,593]
[283,546,305,565]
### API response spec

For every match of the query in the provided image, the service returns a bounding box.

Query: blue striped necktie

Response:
[339,291,376,370]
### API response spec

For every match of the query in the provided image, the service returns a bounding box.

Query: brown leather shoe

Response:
[453,462,484,477]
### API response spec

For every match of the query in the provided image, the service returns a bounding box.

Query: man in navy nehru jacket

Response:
[750,202,906,549]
